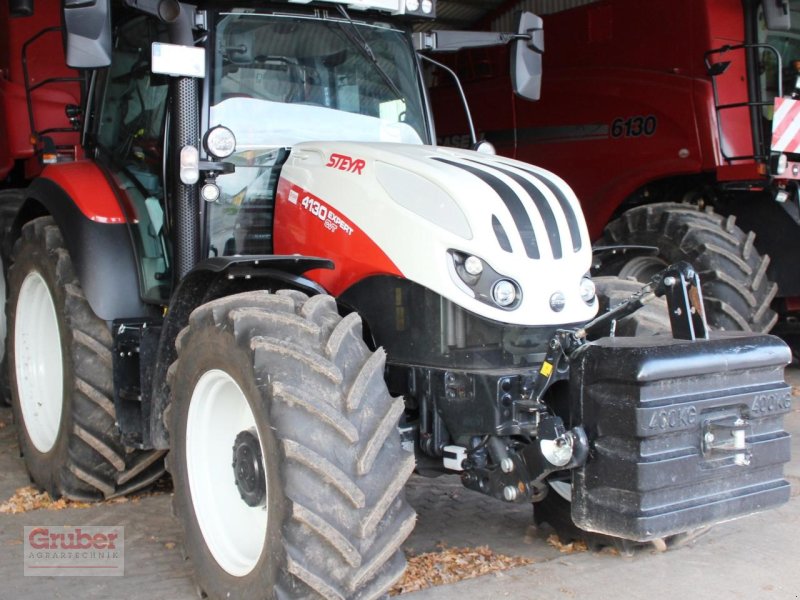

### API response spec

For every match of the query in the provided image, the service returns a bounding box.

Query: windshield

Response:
[210,13,428,148]
[759,0,800,99]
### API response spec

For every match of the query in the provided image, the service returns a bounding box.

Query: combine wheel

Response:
[8,216,166,500]
[596,202,777,332]
[168,290,415,599]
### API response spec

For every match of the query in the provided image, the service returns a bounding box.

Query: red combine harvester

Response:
[433,0,800,339]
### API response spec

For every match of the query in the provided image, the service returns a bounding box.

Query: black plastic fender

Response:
[13,177,155,321]
[147,255,332,449]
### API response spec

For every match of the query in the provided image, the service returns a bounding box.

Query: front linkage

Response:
[454,261,709,503]
[438,263,791,542]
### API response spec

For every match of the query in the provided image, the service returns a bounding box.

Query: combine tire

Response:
[168,290,415,600]
[596,202,777,333]
[8,216,165,500]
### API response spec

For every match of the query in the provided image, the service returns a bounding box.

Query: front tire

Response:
[596,203,778,332]
[8,216,166,500]
[169,290,415,600]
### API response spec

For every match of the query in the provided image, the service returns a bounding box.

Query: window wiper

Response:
[334,5,404,100]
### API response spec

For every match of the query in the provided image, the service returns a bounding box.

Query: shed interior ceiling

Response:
[421,0,600,31]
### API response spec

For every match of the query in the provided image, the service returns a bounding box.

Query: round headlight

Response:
[201,182,221,203]
[549,291,566,312]
[421,0,433,13]
[203,126,237,159]
[492,280,518,307]
[464,255,483,276]
[406,0,420,11]
[580,277,596,304]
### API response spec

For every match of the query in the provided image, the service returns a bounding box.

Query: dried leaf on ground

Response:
[792,386,800,397]
[546,534,588,554]
[389,545,533,595]
[0,486,91,514]
[0,476,172,514]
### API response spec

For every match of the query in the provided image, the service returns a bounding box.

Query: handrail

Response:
[704,43,782,164]
[21,26,83,155]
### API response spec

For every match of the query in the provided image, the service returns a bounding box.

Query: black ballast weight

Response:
[568,331,792,541]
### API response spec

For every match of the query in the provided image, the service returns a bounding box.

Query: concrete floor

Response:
[0,374,798,599]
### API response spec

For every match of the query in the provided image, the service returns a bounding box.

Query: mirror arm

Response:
[419,54,477,147]
[413,30,530,52]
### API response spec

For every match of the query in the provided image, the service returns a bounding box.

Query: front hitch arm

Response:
[526,261,709,405]
[579,260,709,342]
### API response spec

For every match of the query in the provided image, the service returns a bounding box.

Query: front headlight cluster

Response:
[449,251,522,310]
[449,250,597,313]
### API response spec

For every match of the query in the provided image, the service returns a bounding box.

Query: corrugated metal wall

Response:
[491,0,600,30]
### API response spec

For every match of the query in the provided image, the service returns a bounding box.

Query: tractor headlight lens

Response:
[580,277,596,304]
[492,280,518,307]
[203,126,237,159]
[421,0,433,13]
[464,255,483,276]
[549,291,566,312]
[406,0,420,11]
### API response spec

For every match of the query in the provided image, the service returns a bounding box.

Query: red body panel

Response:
[0,0,80,180]
[272,177,402,295]
[432,0,760,239]
[41,162,126,224]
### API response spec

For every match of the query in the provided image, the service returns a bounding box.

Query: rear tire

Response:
[596,203,777,332]
[8,216,166,500]
[169,290,415,599]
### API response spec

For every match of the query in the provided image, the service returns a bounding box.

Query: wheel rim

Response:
[186,369,268,577]
[617,255,668,283]
[15,271,63,453]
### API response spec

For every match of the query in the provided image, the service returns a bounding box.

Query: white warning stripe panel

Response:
[771,97,800,153]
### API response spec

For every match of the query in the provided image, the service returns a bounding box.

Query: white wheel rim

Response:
[15,271,64,453]
[186,369,268,577]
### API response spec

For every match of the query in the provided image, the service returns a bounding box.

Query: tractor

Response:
[0,0,793,598]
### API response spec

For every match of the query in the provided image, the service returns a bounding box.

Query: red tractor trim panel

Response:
[41,161,126,224]
[273,177,402,295]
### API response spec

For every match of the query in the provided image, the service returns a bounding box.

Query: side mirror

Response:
[764,0,791,31]
[63,0,112,68]
[511,11,544,101]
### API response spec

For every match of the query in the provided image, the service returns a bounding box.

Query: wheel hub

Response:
[232,429,266,507]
